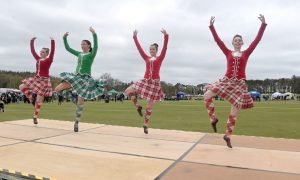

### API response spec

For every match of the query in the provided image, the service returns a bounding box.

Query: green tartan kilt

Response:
[60,72,104,100]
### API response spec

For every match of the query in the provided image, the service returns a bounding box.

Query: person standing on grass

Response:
[0,99,4,112]
[19,37,55,125]
[204,15,267,148]
[54,27,104,132]
[124,28,169,134]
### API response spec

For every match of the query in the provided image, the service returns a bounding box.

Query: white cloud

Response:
[0,0,299,85]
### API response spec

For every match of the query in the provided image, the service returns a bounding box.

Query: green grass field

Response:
[1,100,300,139]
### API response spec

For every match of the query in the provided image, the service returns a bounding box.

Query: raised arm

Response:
[63,32,80,56]
[133,30,148,61]
[158,28,169,61]
[209,16,230,55]
[30,37,40,60]
[89,27,98,58]
[244,14,267,56]
[48,37,55,61]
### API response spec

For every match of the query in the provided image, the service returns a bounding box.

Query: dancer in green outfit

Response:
[55,27,104,132]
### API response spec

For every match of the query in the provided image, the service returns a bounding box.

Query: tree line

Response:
[1,70,299,96]
[0,70,61,89]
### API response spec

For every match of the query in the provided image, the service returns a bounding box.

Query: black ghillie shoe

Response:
[137,105,143,117]
[74,122,79,132]
[211,118,219,133]
[143,125,148,134]
[33,117,38,125]
[223,135,232,148]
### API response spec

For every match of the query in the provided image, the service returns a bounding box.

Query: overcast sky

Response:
[0,0,299,85]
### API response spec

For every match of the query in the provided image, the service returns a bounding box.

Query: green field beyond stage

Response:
[1,100,299,139]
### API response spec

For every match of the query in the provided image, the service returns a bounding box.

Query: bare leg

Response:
[54,82,72,92]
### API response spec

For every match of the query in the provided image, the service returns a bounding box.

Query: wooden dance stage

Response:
[0,119,299,180]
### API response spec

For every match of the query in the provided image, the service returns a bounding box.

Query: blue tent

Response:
[176,91,185,100]
[250,91,261,98]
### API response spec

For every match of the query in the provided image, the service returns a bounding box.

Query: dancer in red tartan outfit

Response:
[19,37,55,125]
[125,28,169,134]
[204,15,267,148]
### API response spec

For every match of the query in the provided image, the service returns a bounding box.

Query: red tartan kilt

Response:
[205,77,253,109]
[132,79,164,102]
[21,76,53,97]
